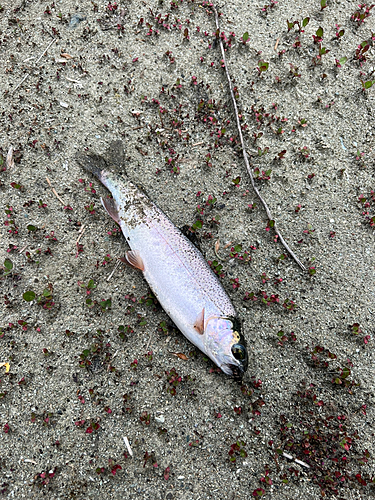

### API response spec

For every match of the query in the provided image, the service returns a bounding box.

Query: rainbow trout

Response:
[77,143,248,380]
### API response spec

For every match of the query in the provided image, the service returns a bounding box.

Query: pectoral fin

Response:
[123,250,145,271]
[194,308,205,335]
[101,197,121,224]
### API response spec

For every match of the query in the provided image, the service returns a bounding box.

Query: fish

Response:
[76,142,248,380]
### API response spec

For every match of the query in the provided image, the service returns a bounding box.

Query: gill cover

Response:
[204,316,248,378]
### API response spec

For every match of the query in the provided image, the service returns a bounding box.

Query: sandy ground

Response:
[1,0,375,498]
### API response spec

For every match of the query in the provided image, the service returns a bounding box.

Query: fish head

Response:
[204,316,248,380]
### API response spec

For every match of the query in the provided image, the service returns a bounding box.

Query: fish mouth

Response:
[226,364,245,382]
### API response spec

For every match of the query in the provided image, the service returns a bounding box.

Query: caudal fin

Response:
[75,141,125,180]
[75,151,107,180]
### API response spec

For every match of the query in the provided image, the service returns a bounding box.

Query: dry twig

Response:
[214,240,226,262]
[74,225,86,257]
[13,38,56,92]
[46,176,65,205]
[282,452,310,468]
[107,259,121,282]
[123,436,133,457]
[75,225,85,245]
[212,6,306,271]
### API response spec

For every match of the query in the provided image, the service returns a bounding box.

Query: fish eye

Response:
[231,343,247,361]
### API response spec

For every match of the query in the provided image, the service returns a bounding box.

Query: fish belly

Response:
[118,200,236,353]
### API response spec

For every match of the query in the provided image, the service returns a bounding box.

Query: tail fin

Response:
[75,151,106,180]
[75,141,125,180]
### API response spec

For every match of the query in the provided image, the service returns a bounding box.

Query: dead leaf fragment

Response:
[61,53,73,59]
[0,362,10,373]
[6,147,14,170]
[214,239,226,262]
[169,352,189,361]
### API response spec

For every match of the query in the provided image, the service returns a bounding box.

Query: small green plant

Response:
[303,223,315,236]
[78,279,97,295]
[241,32,250,44]
[299,146,310,159]
[118,324,133,341]
[4,205,18,235]
[2,259,13,276]
[257,146,269,157]
[230,244,251,262]
[22,285,55,309]
[208,260,225,278]
[289,63,301,78]
[335,24,345,39]
[228,440,247,463]
[254,168,271,181]
[361,79,374,91]
[78,279,98,308]
[99,298,112,312]
[143,451,158,468]
[10,181,23,191]
[351,3,374,25]
[335,56,348,67]
[140,411,151,425]
[257,60,269,75]
[165,367,181,396]
[78,331,115,372]
[287,17,309,33]
[260,0,278,14]
[312,27,324,44]
[283,298,296,311]
[350,323,362,335]
[276,330,296,346]
[85,202,96,215]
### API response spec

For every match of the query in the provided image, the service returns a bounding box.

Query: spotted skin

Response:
[78,154,248,378]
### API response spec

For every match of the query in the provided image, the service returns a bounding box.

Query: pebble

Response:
[68,13,86,29]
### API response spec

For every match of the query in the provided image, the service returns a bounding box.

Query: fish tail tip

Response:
[76,141,125,179]
[75,151,105,180]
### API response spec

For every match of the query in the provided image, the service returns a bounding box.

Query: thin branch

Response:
[123,436,133,457]
[212,6,306,271]
[75,225,86,246]
[46,176,65,205]
[282,452,310,468]
[13,38,56,93]
[75,225,86,257]
[107,259,121,282]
